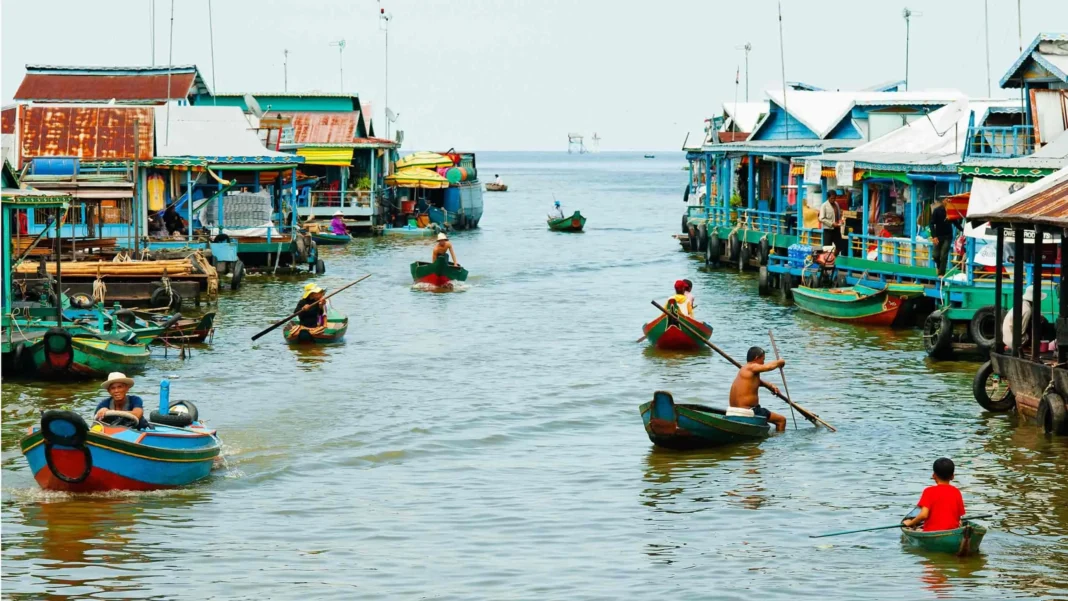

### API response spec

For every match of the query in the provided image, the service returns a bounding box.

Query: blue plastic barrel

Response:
[32,157,80,176]
[443,188,461,213]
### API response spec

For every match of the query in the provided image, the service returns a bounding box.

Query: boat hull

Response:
[410,257,469,287]
[29,335,150,379]
[548,211,586,232]
[792,284,906,327]
[20,419,220,492]
[485,183,508,192]
[311,232,352,245]
[283,310,348,344]
[640,391,768,449]
[901,523,987,555]
[642,312,712,351]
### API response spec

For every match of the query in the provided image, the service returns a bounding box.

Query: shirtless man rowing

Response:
[728,346,788,432]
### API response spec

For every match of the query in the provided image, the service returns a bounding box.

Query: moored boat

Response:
[26,327,150,379]
[639,391,769,449]
[548,211,586,232]
[485,183,508,192]
[791,282,922,327]
[642,306,713,351]
[311,231,352,245]
[20,380,220,492]
[410,256,469,288]
[283,309,349,344]
[900,520,988,556]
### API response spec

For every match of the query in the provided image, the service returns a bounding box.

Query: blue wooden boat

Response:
[19,379,221,492]
[639,391,769,449]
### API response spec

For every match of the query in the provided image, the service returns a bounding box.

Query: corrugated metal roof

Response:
[284,112,359,144]
[759,90,963,140]
[1000,33,1068,88]
[722,101,768,134]
[212,92,361,99]
[970,165,1068,227]
[15,73,199,103]
[1,106,14,134]
[19,105,153,163]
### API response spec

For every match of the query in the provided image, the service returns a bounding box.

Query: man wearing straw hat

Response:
[94,372,148,428]
[294,283,329,329]
[431,233,460,266]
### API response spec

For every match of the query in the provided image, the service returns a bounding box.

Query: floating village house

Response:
[200,93,397,232]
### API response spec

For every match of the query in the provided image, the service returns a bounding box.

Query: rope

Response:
[92,277,107,305]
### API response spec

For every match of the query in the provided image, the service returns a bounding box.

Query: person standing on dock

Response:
[548,200,565,220]
[901,458,965,532]
[330,211,348,235]
[929,198,960,276]
[728,347,787,432]
[819,196,843,255]
[432,233,460,266]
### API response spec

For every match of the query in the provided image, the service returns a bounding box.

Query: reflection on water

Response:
[3,152,1067,600]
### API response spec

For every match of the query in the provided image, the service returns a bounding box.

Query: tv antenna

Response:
[329,39,346,92]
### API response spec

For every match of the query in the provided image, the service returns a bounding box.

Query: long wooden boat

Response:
[547,211,586,232]
[791,282,921,327]
[26,327,150,379]
[639,391,769,449]
[311,231,352,245]
[149,312,216,344]
[642,308,713,351]
[283,309,348,344]
[410,256,469,287]
[485,183,508,192]
[20,381,220,492]
[900,520,988,556]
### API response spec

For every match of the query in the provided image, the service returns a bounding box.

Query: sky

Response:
[1,0,1063,151]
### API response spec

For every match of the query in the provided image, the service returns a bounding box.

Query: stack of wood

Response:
[15,258,200,277]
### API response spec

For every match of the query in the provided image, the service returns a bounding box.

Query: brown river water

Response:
[2,152,1066,600]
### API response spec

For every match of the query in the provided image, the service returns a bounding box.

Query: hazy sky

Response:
[1,0,1062,151]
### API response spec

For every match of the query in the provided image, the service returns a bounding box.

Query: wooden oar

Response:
[810,514,994,539]
[251,274,371,341]
[650,300,836,432]
[768,330,797,431]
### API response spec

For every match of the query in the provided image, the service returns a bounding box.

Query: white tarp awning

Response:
[965,178,1020,239]
[153,105,293,160]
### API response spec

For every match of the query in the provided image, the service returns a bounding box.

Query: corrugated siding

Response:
[1,107,15,134]
[297,147,354,166]
[286,112,358,144]
[751,106,818,141]
[996,179,1068,223]
[14,73,196,102]
[19,105,154,163]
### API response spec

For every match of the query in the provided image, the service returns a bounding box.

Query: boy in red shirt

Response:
[902,457,965,532]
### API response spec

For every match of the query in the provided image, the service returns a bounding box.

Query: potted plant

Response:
[729,193,742,222]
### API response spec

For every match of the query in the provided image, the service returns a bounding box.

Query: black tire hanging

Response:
[150,286,182,310]
[728,234,741,261]
[758,265,771,296]
[969,306,1001,353]
[41,410,89,447]
[972,361,1016,412]
[149,411,194,428]
[759,238,771,266]
[44,444,93,484]
[315,258,326,275]
[923,310,954,359]
[1037,392,1068,435]
[688,225,699,252]
[170,400,200,422]
[231,260,245,291]
[739,243,751,271]
[780,273,794,301]
[41,328,74,372]
[707,236,721,266]
[681,215,689,234]
[697,224,708,252]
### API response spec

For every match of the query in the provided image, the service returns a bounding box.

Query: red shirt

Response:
[917,484,965,531]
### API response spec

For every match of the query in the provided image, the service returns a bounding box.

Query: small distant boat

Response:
[642,306,713,351]
[547,211,586,232]
[410,256,469,287]
[485,183,508,192]
[311,231,352,245]
[900,515,987,556]
[20,380,220,492]
[791,282,923,327]
[283,309,348,344]
[384,224,437,236]
[639,391,769,449]
[644,154,656,159]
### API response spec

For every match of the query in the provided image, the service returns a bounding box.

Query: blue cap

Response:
[554,200,560,206]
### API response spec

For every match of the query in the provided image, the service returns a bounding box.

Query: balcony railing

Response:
[965,125,1035,159]
[848,234,934,268]
[307,190,373,209]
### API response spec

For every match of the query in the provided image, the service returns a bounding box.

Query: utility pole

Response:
[284,49,289,92]
[330,40,346,92]
[380,5,392,140]
[984,0,992,96]
[1017,0,1023,51]
[903,7,912,91]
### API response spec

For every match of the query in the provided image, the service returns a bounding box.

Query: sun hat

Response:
[333,210,343,216]
[102,372,134,390]
[302,283,324,298]
[437,233,448,241]
[1022,285,1047,301]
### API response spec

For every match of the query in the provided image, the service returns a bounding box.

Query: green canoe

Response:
[283,309,349,344]
[901,521,987,556]
[547,211,586,232]
[26,328,150,379]
[410,256,469,287]
[792,282,923,327]
[311,232,352,245]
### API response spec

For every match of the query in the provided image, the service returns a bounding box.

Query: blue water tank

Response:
[32,157,80,176]
[443,187,461,213]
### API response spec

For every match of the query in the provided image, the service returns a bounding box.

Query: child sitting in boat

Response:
[901,457,965,532]
[683,279,696,311]
[330,211,348,235]
[667,280,693,317]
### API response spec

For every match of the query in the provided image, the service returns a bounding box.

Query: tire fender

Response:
[972,361,1016,412]
[698,224,709,252]
[728,233,741,261]
[969,306,1001,353]
[688,225,699,252]
[923,310,954,359]
[758,265,771,296]
[1037,391,1068,435]
[706,235,721,266]
[230,260,245,291]
[759,238,771,266]
[41,410,89,447]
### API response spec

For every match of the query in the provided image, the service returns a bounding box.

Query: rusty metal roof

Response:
[971,166,1068,228]
[283,112,359,145]
[1,106,14,134]
[19,105,154,164]
[14,65,209,103]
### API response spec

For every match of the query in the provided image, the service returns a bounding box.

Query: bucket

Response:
[408,218,417,228]
[401,199,416,213]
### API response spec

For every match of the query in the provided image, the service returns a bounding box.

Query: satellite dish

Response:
[243,94,264,118]
[386,107,398,123]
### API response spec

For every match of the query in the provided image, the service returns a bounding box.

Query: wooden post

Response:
[994,225,1004,352]
[747,155,755,209]
[1012,225,1025,357]
[186,168,193,242]
[1031,225,1044,359]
